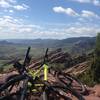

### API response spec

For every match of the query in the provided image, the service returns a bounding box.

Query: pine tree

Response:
[93,33,100,82]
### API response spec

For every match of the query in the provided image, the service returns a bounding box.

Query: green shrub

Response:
[78,67,95,86]
[0,67,4,73]
[92,33,100,83]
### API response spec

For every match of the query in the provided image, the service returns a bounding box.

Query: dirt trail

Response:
[84,85,100,100]
[0,61,100,100]
[0,71,18,84]
[64,61,100,100]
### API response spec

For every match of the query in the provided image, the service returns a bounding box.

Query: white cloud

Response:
[53,6,65,13]
[0,15,44,39]
[13,4,29,11]
[37,24,100,39]
[19,28,33,33]
[93,0,100,6]
[0,15,99,39]
[8,0,16,3]
[70,0,100,6]
[53,6,79,16]
[71,0,91,3]
[53,6,100,19]
[81,10,100,18]
[65,26,99,36]
[0,27,3,30]
[9,9,14,13]
[0,0,29,11]
[0,0,11,8]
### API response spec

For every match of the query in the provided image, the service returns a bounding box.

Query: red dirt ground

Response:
[0,71,100,100]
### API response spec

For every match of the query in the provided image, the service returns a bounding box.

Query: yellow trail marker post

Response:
[43,64,48,81]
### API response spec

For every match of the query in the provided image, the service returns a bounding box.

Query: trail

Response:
[0,61,100,100]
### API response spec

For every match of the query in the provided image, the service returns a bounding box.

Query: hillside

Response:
[0,37,96,67]
[0,36,99,100]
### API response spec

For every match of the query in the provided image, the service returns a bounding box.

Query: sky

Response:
[0,0,100,39]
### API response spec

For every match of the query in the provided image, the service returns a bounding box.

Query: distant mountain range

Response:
[0,37,96,60]
[0,36,96,47]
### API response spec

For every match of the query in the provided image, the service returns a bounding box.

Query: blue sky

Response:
[0,0,100,39]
